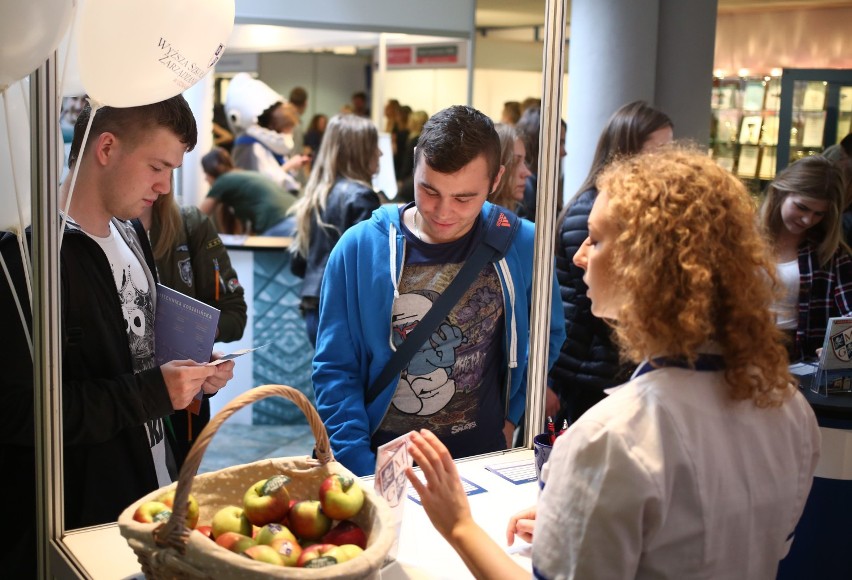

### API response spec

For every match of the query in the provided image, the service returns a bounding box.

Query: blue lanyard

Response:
[632,354,726,379]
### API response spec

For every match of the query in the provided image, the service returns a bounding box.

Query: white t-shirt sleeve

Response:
[532,421,662,580]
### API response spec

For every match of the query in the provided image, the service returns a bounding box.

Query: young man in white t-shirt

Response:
[0,95,235,576]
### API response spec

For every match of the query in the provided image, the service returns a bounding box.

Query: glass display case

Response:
[710,75,782,193]
[709,69,852,194]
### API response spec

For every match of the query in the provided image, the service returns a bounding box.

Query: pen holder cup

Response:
[533,433,554,489]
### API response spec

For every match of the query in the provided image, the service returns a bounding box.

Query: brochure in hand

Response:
[154,283,220,412]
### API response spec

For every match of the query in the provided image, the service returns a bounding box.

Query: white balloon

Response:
[58,0,86,98]
[0,81,32,232]
[0,0,76,90]
[78,0,235,107]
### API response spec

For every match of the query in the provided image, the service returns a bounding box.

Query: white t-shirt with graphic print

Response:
[86,221,171,488]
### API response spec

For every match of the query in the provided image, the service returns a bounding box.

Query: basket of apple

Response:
[117,384,395,579]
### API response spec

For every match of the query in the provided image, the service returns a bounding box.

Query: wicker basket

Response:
[118,384,395,579]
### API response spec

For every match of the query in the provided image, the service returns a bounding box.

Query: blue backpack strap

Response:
[481,203,521,262]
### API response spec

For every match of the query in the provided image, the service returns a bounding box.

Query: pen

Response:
[557,418,569,439]
[546,416,556,445]
[213,257,220,301]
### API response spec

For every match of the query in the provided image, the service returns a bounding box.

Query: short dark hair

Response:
[289,86,308,108]
[201,147,234,179]
[256,101,284,130]
[68,94,197,168]
[414,105,501,186]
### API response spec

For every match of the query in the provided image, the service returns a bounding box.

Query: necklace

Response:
[413,209,422,241]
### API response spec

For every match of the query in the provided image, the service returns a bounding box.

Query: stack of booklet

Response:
[792,317,852,396]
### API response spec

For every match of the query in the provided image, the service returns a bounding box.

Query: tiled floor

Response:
[197,423,315,474]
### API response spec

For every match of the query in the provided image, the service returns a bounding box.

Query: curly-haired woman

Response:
[406,147,819,579]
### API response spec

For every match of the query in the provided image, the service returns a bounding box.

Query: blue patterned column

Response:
[251,250,315,424]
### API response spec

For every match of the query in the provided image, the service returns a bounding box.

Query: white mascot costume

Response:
[225,73,299,191]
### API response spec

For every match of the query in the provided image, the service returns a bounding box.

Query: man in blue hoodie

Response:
[313,105,565,476]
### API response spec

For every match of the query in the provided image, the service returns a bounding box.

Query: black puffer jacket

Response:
[552,188,632,422]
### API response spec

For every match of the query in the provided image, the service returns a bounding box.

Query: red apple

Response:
[194,525,214,540]
[319,474,365,520]
[325,544,364,564]
[157,490,200,529]
[296,543,338,568]
[322,520,367,550]
[243,544,284,565]
[215,531,256,554]
[133,501,172,524]
[281,499,298,528]
[211,505,252,539]
[255,523,298,546]
[242,475,291,527]
[269,537,302,566]
[288,500,332,540]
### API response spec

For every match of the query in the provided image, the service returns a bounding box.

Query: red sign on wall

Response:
[386,43,465,69]
[387,46,413,66]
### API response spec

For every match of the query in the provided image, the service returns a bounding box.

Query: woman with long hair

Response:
[406,147,819,579]
[289,113,382,345]
[141,190,247,468]
[490,123,532,214]
[759,155,852,360]
[552,100,673,425]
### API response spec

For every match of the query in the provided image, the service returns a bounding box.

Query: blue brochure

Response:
[154,283,220,367]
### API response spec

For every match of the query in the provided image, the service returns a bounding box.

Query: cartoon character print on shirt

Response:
[117,264,155,371]
[390,291,468,416]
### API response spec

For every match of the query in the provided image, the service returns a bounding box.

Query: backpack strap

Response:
[364,204,520,405]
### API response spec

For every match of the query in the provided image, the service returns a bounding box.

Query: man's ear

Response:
[490,164,506,195]
[92,131,118,166]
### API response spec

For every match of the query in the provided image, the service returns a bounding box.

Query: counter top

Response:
[61,448,537,578]
[219,234,291,250]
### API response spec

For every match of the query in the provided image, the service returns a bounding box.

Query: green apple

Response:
[243,544,284,565]
[288,500,332,540]
[214,531,256,554]
[318,474,365,520]
[296,543,338,568]
[322,520,367,549]
[325,544,364,564]
[243,475,291,527]
[157,490,200,529]
[211,505,252,539]
[132,501,172,524]
[270,537,302,566]
[255,523,298,546]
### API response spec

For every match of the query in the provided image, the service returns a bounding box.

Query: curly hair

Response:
[597,147,793,407]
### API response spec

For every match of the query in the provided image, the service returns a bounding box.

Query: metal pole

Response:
[523,0,568,447]
[32,53,64,579]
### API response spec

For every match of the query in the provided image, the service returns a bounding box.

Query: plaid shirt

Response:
[795,242,852,359]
